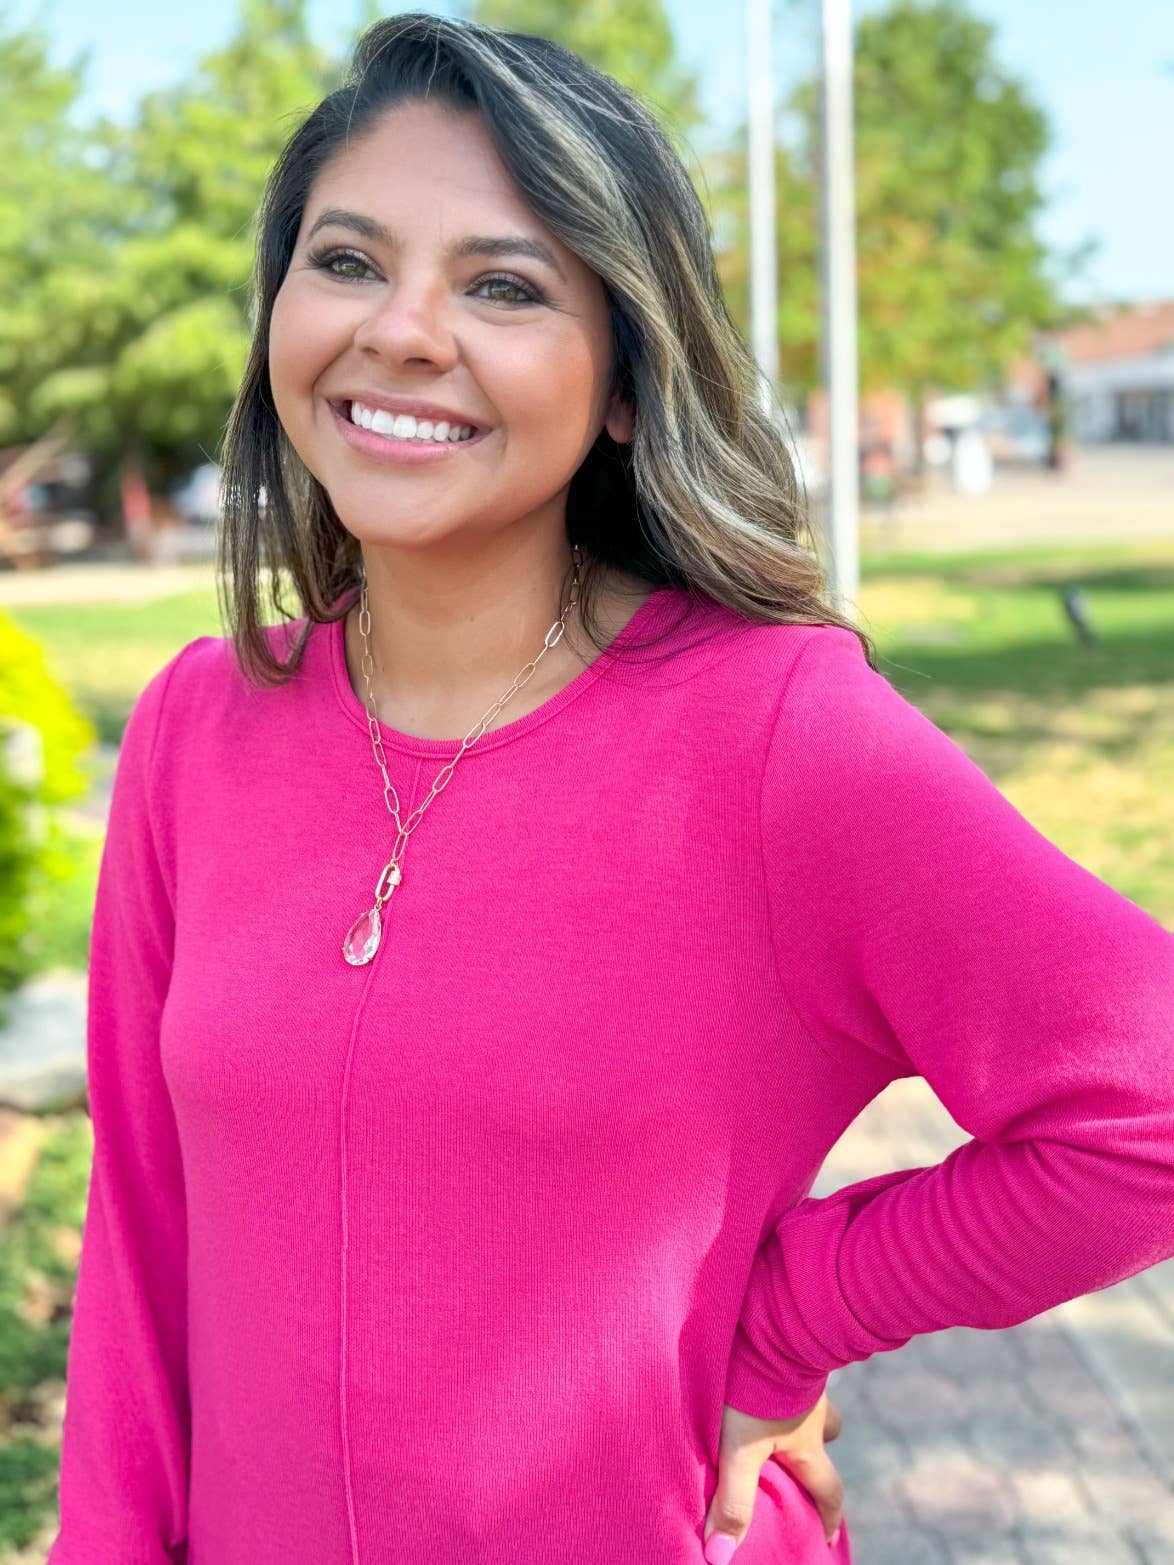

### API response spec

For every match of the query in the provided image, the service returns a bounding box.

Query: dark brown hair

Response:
[216,10,877,684]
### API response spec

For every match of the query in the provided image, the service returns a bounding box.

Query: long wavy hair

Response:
[217,10,877,684]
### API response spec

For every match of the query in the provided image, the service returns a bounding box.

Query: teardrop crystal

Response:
[342,904,381,966]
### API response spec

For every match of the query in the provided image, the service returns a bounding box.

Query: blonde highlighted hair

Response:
[217,10,877,683]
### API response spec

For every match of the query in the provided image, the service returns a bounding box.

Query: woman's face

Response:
[269,99,633,554]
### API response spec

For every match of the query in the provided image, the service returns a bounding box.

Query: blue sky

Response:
[9,0,1173,305]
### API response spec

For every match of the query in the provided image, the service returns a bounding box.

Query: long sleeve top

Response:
[48,581,1174,1565]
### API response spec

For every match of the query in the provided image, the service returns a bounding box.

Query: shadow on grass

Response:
[861,540,1174,586]
[859,545,1174,726]
[877,627,1174,707]
[874,636,1171,791]
[957,563,1174,595]
[88,701,137,750]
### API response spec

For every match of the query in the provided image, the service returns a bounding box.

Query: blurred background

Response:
[0,1,1171,1559]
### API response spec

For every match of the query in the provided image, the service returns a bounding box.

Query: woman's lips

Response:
[327,401,492,466]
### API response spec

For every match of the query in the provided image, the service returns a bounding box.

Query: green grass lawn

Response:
[6,590,226,748]
[856,538,1174,926]
[0,1115,91,1557]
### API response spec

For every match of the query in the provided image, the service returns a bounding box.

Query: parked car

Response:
[981,405,1050,466]
[170,462,222,528]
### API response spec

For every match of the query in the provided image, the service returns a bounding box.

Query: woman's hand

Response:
[702,1392,845,1561]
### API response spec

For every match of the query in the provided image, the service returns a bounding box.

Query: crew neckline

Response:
[328,581,682,758]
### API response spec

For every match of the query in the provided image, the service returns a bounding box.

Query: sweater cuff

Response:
[725,1184,910,1421]
[723,1333,829,1421]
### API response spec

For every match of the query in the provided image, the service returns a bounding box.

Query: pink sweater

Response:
[49,583,1174,1564]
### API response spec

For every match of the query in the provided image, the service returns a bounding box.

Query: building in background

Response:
[1014,300,1174,446]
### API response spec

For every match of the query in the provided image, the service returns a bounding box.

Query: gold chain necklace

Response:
[341,544,585,965]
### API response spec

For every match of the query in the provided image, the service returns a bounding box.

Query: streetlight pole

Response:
[748,0,778,415]
[819,0,861,613]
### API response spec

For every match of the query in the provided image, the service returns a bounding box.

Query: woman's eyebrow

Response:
[305,207,567,281]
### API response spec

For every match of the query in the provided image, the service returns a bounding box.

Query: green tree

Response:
[76,0,339,491]
[708,0,1090,424]
[469,0,705,147]
[2,0,706,516]
[0,1,345,514]
[0,8,113,450]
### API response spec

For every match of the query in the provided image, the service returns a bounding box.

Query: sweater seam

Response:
[755,631,853,1076]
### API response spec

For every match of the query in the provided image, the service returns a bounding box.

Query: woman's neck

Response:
[341,562,655,742]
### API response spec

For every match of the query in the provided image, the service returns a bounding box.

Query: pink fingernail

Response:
[828,1524,842,1548]
[704,1535,738,1564]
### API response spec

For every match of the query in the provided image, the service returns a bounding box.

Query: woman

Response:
[49,13,1174,1565]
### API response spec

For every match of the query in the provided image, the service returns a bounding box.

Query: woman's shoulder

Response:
[755,614,1008,835]
[676,596,874,714]
[123,616,320,755]
[736,615,869,685]
[161,614,319,690]
[121,632,224,744]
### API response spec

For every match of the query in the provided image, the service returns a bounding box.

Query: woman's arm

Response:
[48,649,194,1562]
[725,626,1174,1421]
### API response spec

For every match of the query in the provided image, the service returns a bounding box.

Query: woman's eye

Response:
[470,274,543,307]
[307,247,376,282]
[305,249,542,307]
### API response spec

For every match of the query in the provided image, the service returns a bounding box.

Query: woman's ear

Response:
[603,386,636,445]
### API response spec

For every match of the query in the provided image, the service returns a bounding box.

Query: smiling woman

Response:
[267,99,624,534]
[47,11,1174,1565]
[212,10,871,704]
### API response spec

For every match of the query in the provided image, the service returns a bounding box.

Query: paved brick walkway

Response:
[818,1077,1174,1564]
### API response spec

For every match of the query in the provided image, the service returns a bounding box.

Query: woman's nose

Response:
[352,278,459,370]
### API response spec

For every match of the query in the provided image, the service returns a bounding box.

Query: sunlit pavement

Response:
[818,1078,1174,1564]
[853,443,1174,557]
[0,555,217,605]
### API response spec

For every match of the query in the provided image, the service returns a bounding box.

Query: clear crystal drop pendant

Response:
[342,859,402,966]
[342,904,382,966]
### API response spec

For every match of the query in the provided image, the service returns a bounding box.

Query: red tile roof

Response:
[1051,299,1174,364]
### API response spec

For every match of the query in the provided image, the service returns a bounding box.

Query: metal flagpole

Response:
[819,0,861,613]
[747,0,778,415]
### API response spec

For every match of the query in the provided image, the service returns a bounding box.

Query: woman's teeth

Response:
[347,402,476,443]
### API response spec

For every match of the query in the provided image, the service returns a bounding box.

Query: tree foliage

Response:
[0,0,706,497]
[0,0,1091,499]
[1,1,340,489]
[0,10,115,447]
[469,0,704,147]
[711,0,1083,402]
